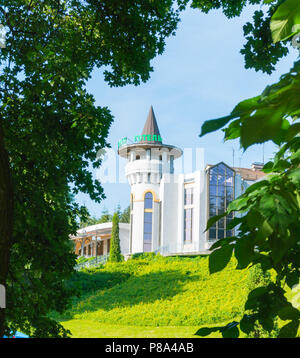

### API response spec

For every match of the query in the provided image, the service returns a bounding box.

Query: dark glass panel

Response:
[218,164,226,176]
[144,211,152,222]
[211,167,218,176]
[144,192,153,209]
[225,176,233,186]
[143,210,152,251]
[209,229,216,240]
[144,222,152,233]
[144,233,152,241]
[226,186,234,199]
[217,174,225,186]
[217,184,225,197]
[226,230,233,237]
[216,197,225,213]
[226,167,234,177]
[209,172,217,185]
[184,188,193,205]
[210,185,217,196]
[218,218,225,228]
[217,229,224,240]
[227,211,234,219]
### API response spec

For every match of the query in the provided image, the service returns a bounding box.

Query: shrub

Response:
[109,213,122,263]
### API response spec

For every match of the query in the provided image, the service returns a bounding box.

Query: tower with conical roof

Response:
[118,106,182,254]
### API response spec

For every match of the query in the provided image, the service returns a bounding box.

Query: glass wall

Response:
[143,192,153,252]
[208,163,234,241]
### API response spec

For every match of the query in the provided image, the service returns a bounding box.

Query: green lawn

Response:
[62,320,223,338]
[53,254,300,338]
[52,254,251,337]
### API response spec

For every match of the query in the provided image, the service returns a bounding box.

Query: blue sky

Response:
[76,5,297,217]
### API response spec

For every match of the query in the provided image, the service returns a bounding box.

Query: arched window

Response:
[144,192,153,209]
[143,192,153,252]
[208,163,235,241]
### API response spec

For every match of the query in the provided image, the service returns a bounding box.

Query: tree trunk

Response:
[0,119,13,337]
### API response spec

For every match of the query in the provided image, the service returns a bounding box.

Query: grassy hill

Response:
[53,253,253,337]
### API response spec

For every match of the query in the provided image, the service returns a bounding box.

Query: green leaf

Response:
[252,255,273,271]
[271,0,300,43]
[227,197,249,212]
[194,327,216,337]
[288,168,300,184]
[200,115,234,137]
[291,148,300,162]
[262,161,274,173]
[235,238,255,269]
[221,324,239,338]
[245,287,268,310]
[256,220,273,240]
[240,315,256,334]
[278,305,300,321]
[278,320,300,338]
[209,236,236,250]
[226,216,244,230]
[224,119,241,140]
[286,272,299,289]
[245,180,269,194]
[205,212,227,232]
[231,96,260,116]
[240,107,286,149]
[209,245,233,274]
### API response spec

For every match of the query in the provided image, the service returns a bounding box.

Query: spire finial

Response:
[140,106,162,143]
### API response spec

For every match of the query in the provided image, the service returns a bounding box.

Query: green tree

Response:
[0,0,185,337]
[120,206,130,224]
[109,212,122,263]
[79,210,99,228]
[97,208,113,224]
[197,0,300,338]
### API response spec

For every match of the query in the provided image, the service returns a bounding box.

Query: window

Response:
[208,163,235,241]
[143,192,153,252]
[146,149,151,160]
[184,208,193,243]
[184,186,193,243]
[170,155,174,174]
[184,187,193,205]
[144,192,153,209]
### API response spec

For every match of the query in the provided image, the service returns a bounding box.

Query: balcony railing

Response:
[75,254,109,271]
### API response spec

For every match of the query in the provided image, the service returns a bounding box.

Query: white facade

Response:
[117,108,262,256]
[122,152,247,255]
[73,222,130,257]
[75,108,264,259]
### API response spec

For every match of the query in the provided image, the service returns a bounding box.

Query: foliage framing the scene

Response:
[199,0,300,338]
[1,0,299,339]
[0,0,187,337]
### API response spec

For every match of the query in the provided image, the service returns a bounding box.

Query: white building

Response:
[73,106,265,257]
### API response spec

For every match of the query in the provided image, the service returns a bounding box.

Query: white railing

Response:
[75,255,109,271]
